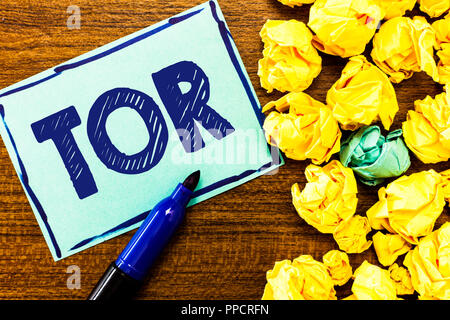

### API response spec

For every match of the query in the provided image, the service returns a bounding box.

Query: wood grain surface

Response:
[0,0,448,300]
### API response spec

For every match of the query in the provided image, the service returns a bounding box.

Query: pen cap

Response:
[88,262,141,300]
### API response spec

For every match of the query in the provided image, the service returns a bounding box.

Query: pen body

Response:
[88,183,192,300]
[116,183,191,280]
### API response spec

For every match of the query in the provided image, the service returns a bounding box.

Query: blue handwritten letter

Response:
[31,106,98,199]
[87,88,168,174]
[153,61,235,153]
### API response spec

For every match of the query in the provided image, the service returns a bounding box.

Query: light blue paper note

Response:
[0,0,282,260]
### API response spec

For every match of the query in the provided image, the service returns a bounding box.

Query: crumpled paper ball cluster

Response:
[260,0,450,300]
[264,175,449,301]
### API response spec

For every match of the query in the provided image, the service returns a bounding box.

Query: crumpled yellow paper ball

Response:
[307,0,385,58]
[352,261,398,300]
[404,222,450,300]
[419,0,450,17]
[291,160,358,234]
[389,263,415,295]
[333,215,372,254]
[371,16,439,83]
[263,92,341,164]
[258,19,322,93]
[292,255,337,300]
[379,0,417,19]
[262,255,337,300]
[402,86,450,163]
[322,250,353,286]
[432,15,450,47]
[432,16,450,84]
[278,0,316,7]
[326,55,399,131]
[373,232,412,267]
[262,260,304,300]
[366,170,446,244]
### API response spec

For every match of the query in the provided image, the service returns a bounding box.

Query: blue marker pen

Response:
[88,170,200,300]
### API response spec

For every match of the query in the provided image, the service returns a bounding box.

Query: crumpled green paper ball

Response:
[340,125,411,186]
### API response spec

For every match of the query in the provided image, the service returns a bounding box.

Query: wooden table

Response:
[0,0,447,300]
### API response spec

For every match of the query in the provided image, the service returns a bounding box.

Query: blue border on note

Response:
[0,0,282,259]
